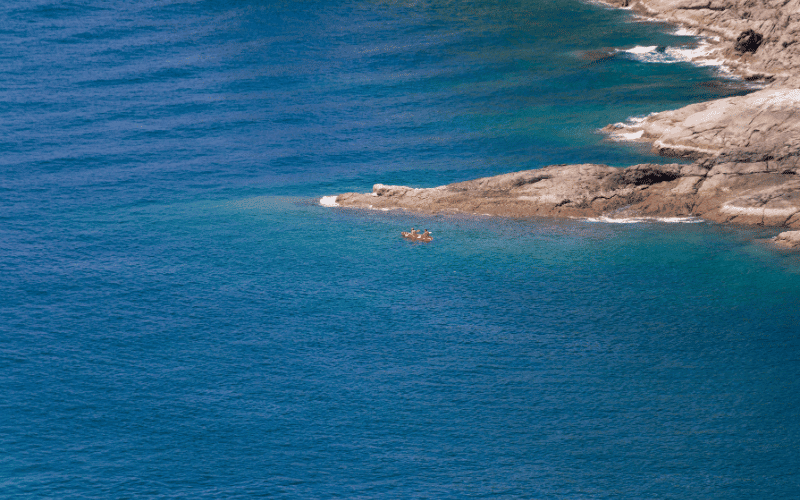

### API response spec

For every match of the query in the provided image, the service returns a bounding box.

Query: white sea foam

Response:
[617,130,644,140]
[627,45,658,55]
[627,113,656,125]
[585,215,702,224]
[319,195,339,207]
[621,42,729,73]
[673,27,696,37]
[606,113,656,138]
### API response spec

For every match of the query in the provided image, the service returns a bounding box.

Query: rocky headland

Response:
[331,0,800,238]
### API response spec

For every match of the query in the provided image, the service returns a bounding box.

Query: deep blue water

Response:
[2,1,799,498]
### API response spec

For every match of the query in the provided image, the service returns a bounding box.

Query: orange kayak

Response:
[401,231,432,242]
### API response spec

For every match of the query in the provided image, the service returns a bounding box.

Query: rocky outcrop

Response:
[604,87,800,160]
[328,0,800,240]
[335,83,800,229]
[335,159,800,228]
[774,230,800,247]
[735,29,764,54]
[599,0,800,84]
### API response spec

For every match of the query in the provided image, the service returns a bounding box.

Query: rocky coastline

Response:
[331,0,800,239]
[599,0,800,86]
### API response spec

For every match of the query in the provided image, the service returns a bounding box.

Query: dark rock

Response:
[513,175,550,187]
[735,29,763,53]
[604,165,681,189]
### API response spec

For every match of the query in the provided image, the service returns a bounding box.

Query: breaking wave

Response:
[620,43,729,73]
[319,195,339,207]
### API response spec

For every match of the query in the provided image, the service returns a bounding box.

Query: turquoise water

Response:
[2,1,799,498]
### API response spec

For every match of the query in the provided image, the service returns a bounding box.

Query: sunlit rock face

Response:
[604,88,800,161]
[774,230,800,248]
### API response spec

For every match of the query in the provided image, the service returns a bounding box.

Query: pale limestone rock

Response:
[334,159,800,229]
[606,87,800,161]
[774,230,800,248]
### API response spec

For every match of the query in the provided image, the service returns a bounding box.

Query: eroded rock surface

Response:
[335,159,800,228]
[605,87,800,160]
[774,230,800,247]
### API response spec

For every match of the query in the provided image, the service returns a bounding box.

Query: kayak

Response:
[401,231,432,242]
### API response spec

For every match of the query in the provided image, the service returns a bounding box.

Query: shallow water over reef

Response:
[1,0,798,498]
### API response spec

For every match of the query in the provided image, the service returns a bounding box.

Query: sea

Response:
[2,0,799,498]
